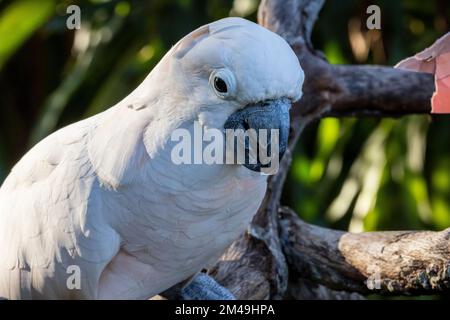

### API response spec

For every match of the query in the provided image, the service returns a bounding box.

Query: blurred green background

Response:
[0,0,449,234]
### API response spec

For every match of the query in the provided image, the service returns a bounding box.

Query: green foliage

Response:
[0,0,55,69]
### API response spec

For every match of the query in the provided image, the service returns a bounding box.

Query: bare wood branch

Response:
[280,207,450,294]
[328,65,434,116]
[209,234,273,300]
[258,0,325,49]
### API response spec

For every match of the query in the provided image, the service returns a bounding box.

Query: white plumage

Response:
[0,17,303,299]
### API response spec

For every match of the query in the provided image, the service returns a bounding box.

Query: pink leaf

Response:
[395,32,450,114]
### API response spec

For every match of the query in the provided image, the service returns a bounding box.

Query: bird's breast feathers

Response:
[0,108,267,299]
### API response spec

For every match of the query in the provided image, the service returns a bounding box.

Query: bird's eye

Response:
[214,77,228,93]
[209,69,235,99]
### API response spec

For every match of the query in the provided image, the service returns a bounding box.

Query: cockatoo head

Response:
[131,17,304,172]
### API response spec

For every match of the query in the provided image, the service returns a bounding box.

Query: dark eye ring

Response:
[214,77,228,93]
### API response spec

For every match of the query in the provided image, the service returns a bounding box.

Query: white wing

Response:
[0,111,122,299]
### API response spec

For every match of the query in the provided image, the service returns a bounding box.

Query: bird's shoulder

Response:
[1,113,103,192]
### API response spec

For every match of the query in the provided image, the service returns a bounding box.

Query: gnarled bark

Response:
[280,207,450,295]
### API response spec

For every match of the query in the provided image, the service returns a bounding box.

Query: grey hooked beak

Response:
[223,98,291,173]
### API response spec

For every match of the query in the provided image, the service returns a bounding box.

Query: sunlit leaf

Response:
[317,118,340,156]
[0,0,55,69]
[323,41,348,64]
[431,196,450,229]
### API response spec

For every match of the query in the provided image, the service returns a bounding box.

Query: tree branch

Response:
[280,207,450,294]
[327,65,434,117]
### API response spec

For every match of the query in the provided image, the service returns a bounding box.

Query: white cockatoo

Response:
[0,17,303,299]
